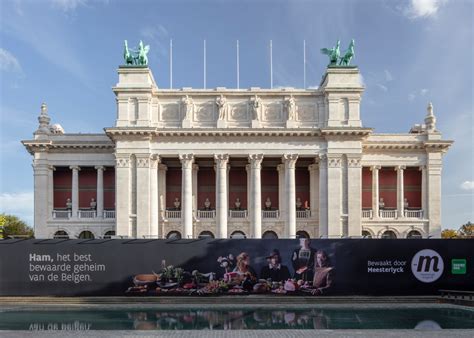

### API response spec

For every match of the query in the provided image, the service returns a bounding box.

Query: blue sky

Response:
[0,0,472,229]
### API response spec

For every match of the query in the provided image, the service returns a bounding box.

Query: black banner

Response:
[0,239,472,296]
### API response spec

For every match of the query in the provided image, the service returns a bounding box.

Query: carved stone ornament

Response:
[248,154,264,169]
[327,156,341,168]
[250,95,262,121]
[216,95,228,120]
[136,157,150,168]
[181,95,194,120]
[116,158,130,168]
[285,96,297,121]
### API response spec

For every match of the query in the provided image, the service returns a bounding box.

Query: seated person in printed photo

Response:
[260,249,291,282]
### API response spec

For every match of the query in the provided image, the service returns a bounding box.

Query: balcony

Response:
[296,210,311,219]
[229,210,247,218]
[197,210,216,219]
[52,209,115,220]
[362,209,373,219]
[262,210,279,219]
[379,209,397,218]
[404,209,423,219]
[78,210,96,219]
[165,210,181,219]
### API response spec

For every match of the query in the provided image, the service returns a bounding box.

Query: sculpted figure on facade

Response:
[216,95,228,120]
[286,95,297,121]
[250,95,262,121]
[181,95,194,120]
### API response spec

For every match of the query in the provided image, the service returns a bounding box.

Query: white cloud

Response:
[0,192,34,225]
[384,69,393,82]
[420,88,429,95]
[461,181,474,191]
[404,0,448,19]
[0,48,22,74]
[49,0,87,12]
[140,25,170,59]
[377,84,388,92]
[408,88,429,101]
[408,93,416,101]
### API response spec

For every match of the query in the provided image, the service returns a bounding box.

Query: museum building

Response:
[22,64,452,240]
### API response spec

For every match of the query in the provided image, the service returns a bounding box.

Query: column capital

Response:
[347,157,362,168]
[282,154,298,168]
[277,163,285,172]
[419,165,426,171]
[150,154,161,162]
[214,154,229,169]
[158,163,168,171]
[327,155,341,168]
[179,153,194,169]
[248,154,264,169]
[308,163,318,171]
[318,154,328,164]
[395,165,406,171]
[48,165,56,171]
[69,165,81,171]
[370,165,381,171]
[94,165,106,171]
[192,163,199,171]
[136,156,150,168]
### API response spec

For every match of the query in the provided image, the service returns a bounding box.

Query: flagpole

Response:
[237,40,240,89]
[270,40,273,89]
[303,40,306,89]
[203,39,207,89]
[170,39,173,89]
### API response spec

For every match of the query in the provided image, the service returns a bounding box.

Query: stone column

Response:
[70,166,80,218]
[215,154,229,238]
[283,154,298,238]
[248,154,264,238]
[246,164,250,218]
[115,155,130,237]
[308,162,319,219]
[419,166,426,218]
[136,155,151,238]
[396,165,406,218]
[180,154,194,238]
[277,164,286,222]
[33,160,49,238]
[150,155,160,238]
[318,155,328,237]
[327,155,342,237]
[158,164,167,228]
[48,165,55,220]
[427,153,442,238]
[347,156,362,237]
[192,164,199,220]
[95,166,105,218]
[370,165,381,219]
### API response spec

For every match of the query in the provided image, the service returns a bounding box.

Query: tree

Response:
[0,214,34,239]
[458,221,473,238]
[441,229,458,239]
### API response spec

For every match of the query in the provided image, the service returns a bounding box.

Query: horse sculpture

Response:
[339,39,355,66]
[123,40,150,66]
[320,40,340,66]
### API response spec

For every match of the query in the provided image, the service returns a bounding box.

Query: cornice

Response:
[22,140,114,155]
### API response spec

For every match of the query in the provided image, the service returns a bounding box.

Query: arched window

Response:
[103,231,115,239]
[53,230,69,239]
[166,231,181,240]
[296,230,310,239]
[362,230,372,239]
[407,230,422,239]
[78,231,94,239]
[262,231,278,239]
[381,230,397,239]
[198,231,215,239]
[230,231,246,239]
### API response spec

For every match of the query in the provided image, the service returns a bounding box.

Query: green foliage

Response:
[0,214,34,239]
[458,222,474,237]
[441,229,458,239]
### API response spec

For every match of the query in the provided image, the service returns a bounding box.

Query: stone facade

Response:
[22,66,452,239]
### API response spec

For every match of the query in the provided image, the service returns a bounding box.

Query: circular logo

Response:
[411,249,444,283]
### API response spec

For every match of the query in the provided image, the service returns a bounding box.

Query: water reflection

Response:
[2,307,473,331]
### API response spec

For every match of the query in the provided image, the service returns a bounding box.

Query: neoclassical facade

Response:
[22,65,452,239]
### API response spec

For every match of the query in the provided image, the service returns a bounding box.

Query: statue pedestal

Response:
[217,120,227,128]
[251,120,261,128]
[286,120,298,128]
[182,119,192,128]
